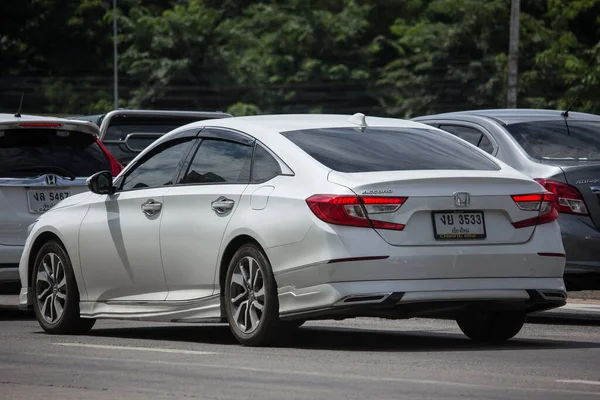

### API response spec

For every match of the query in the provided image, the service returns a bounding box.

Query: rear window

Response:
[505,120,600,161]
[281,127,500,172]
[0,129,109,178]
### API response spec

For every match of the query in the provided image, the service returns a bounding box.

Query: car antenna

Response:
[14,92,24,118]
[561,97,579,120]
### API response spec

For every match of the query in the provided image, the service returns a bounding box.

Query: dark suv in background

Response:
[413,109,600,291]
[69,109,232,166]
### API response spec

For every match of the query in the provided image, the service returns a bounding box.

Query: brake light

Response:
[534,178,588,215]
[306,195,407,230]
[95,138,124,176]
[511,192,559,228]
[19,123,62,127]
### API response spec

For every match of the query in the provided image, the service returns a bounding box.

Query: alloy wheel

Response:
[36,252,67,324]
[229,256,265,333]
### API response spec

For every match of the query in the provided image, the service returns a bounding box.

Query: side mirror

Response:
[87,171,115,195]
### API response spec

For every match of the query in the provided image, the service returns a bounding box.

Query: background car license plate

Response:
[27,190,71,213]
[432,211,486,240]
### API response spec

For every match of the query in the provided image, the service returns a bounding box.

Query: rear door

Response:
[0,126,110,246]
[160,128,254,301]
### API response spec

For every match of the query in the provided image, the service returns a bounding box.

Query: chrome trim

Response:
[0,176,87,187]
[334,292,392,306]
[590,186,600,194]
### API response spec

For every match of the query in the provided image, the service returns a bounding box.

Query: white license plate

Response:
[27,190,71,214]
[432,211,486,240]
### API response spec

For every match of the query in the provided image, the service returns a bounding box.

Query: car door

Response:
[78,137,196,302]
[160,128,254,301]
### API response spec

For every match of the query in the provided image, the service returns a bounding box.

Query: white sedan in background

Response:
[19,113,567,346]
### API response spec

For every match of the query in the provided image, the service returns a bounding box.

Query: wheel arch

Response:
[27,231,68,289]
[218,234,269,295]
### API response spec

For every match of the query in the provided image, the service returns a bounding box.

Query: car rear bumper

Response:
[0,244,23,283]
[277,277,567,320]
[559,214,600,289]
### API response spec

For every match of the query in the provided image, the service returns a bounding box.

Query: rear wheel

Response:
[32,241,96,334]
[456,311,526,343]
[224,244,280,346]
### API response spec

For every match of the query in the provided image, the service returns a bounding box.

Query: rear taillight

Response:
[95,138,124,176]
[19,122,62,127]
[534,178,588,215]
[306,195,407,230]
[511,192,559,228]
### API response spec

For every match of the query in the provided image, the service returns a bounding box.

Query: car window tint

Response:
[121,140,193,191]
[252,145,281,183]
[181,140,253,184]
[478,135,493,154]
[505,120,600,161]
[438,125,481,145]
[281,127,499,172]
[0,129,109,178]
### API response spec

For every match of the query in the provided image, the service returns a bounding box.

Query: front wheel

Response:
[224,244,280,346]
[32,241,96,334]
[456,311,526,343]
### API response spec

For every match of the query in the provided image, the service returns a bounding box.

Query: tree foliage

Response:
[1,0,599,117]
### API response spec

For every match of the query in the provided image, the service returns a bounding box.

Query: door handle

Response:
[211,196,235,214]
[141,199,162,216]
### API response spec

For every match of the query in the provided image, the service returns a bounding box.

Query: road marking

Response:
[21,352,600,397]
[53,343,217,355]
[558,379,600,386]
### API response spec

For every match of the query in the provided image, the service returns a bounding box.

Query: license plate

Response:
[432,211,486,240]
[27,190,71,214]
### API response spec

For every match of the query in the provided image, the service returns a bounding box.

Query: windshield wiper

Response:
[9,166,77,180]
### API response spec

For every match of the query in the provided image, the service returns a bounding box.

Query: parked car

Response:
[69,109,232,166]
[19,113,566,346]
[0,113,122,285]
[412,109,600,291]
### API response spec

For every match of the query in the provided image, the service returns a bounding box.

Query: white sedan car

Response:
[19,114,567,346]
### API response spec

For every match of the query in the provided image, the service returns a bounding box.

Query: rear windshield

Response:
[0,129,109,178]
[505,120,600,161]
[104,116,205,141]
[281,127,500,172]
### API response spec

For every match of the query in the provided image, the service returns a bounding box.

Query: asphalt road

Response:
[0,303,599,400]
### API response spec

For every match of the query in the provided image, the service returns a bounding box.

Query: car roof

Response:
[413,108,600,125]
[0,113,101,136]
[172,113,428,141]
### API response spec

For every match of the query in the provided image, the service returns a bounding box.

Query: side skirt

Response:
[79,294,223,323]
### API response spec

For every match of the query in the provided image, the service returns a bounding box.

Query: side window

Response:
[121,139,193,191]
[438,125,494,154]
[181,139,253,184]
[251,145,281,183]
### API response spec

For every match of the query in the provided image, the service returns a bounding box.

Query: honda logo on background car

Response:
[454,192,471,207]
[45,174,58,185]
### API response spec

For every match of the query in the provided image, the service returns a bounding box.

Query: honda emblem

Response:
[45,174,58,186]
[453,192,470,207]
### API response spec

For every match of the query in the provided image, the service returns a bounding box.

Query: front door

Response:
[79,138,196,301]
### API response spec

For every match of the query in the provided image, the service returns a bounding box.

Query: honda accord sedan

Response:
[413,109,600,290]
[19,113,567,346]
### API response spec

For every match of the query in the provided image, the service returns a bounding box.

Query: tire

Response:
[224,244,280,346]
[456,311,526,343]
[32,240,96,334]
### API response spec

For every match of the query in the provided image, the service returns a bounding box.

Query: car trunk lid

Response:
[328,170,546,246]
